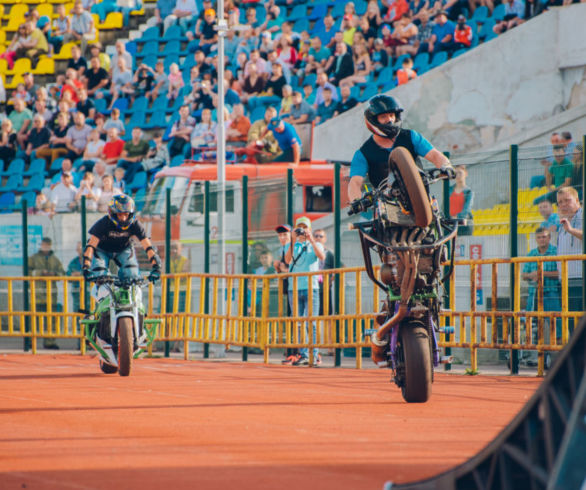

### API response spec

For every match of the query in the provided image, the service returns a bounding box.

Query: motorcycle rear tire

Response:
[389,147,433,228]
[400,323,433,403]
[117,317,134,377]
[99,360,118,374]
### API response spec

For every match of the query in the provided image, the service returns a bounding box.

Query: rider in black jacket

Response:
[348,95,455,202]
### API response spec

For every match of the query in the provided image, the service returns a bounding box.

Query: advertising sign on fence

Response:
[0,225,43,266]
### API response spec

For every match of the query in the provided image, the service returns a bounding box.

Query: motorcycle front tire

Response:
[400,323,433,403]
[389,147,433,228]
[117,317,134,377]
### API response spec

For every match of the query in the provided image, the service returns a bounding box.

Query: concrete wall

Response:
[313,3,586,161]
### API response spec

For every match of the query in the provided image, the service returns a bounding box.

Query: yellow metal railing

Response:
[1,254,583,375]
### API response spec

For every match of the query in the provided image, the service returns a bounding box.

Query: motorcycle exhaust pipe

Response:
[370,303,408,366]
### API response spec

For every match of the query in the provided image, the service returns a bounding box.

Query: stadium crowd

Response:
[0,0,581,214]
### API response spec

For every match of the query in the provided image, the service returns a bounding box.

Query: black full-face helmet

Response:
[108,194,136,230]
[364,94,404,139]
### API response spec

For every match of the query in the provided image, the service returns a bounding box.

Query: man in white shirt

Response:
[50,171,78,212]
[164,0,197,33]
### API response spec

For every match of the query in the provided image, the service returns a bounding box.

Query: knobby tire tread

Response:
[400,324,433,403]
[117,317,133,377]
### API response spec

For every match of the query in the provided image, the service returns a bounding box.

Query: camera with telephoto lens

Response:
[294,227,306,236]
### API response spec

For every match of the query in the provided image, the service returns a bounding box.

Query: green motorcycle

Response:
[81,275,160,376]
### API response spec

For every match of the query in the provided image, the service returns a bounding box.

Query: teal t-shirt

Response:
[287,240,324,291]
[548,159,573,187]
[9,108,33,133]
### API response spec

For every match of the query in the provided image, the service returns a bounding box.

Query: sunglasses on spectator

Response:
[313,234,324,238]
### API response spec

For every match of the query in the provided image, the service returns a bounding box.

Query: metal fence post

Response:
[442,151,452,371]
[81,196,88,313]
[164,188,171,358]
[287,168,293,227]
[204,181,210,359]
[242,175,248,362]
[509,144,519,374]
[22,199,30,352]
[334,163,342,367]
[582,135,586,311]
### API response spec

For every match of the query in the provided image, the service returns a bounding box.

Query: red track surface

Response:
[0,354,541,490]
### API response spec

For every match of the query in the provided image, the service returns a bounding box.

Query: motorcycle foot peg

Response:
[440,356,454,364]
[439,326,455,334]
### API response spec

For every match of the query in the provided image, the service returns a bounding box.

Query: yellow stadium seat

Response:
[32,56,55,75]
[37,3,54,18]
[0,0,19,6]
[130,7,145,15]
[5,73,24,89]
[98,11,123,29]
[4,4,28,29]
[6,57,31,76]
[0,30,5,45]
[53,41,77,60]
[0,59,6,73]
[64,2,74,14]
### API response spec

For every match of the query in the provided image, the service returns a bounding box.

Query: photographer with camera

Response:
[284,217,326,367]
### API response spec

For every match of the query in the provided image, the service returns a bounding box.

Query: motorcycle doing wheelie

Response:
[81,275,160,376]
[349,147,459,403]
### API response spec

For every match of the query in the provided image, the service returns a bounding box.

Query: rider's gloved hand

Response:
[149,254,162,283]
[440,165,457,180]
[82,265,91,281]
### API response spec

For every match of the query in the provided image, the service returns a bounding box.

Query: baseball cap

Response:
[435,10,448,17]
[204,8,215,16]
[267,117,282,130]
[295,216,312,229]
[275,224,291,233]
[457,14,466,21]
[37,16,50,28]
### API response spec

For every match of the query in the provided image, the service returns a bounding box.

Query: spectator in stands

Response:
[560,131,576,156]
[340,42,371,88]
[153,0,176,30]
[265,117,301,165]
[141,132,169,174]
[365,1,384,32]
[169,105,195,158]
[389,14,419,57]
[101,127,125,167]
[0,24,27,70]
[315,87,337,126]
[279,84,294,118]
[284,91,316,125]
[240,63,266,106]
[117,127,150,184]
[524,0,545,19]
[538,200,560,235]
[104,108,126,137]
[164,0,197,33]
[10,99,33,149]
[316,14,337,47]
[199,8,218,56]
[76,89,95,121]
[50,171,77,212]
[327,42,354,86]
[546,145,573,191]
[383,0,410,23]
[61,69,84,105]
[521,227,560,362]
[190,108,217,150]
[35,192,54,216]
[244,49,268,79]
[11,83,32,107]
[113,167,126,191]
[97,174,119,211]
[80,128,105,171]
[427,11,456,54]
[109,58,134,110]
[494,0,525,34]
[370,39,389,76]
[571,145,583,198]
[74,171,101,211]
[146,61,168,101]
[66,1,96,55]
[133,64,155,100]
[24,114,51,161]
[93,160,107,181]
[449,165,474,221]
[38,112,69,164]
[65,112,91,161]
[452,14,474,49]
[468,0,494,16]
[88,43,111,73]
[226,103,250,147]
[258,32,275,60]
[303,37,331,78]
[333,85,358,117]
[314,71,339,109]
[28,237,66,349]
[314,228,336,348]
[17,20,49,65]
[68,45,87,78]
[276,36,298,72]
[84,56,110,100]
[110,40,132,75]
[23,73,39,103]
[340,15,357,47]
[264,62,287,98]
[49,5,71,55]
[275,21,301,45]
[167,62,184,103]
[556,187,583,317]
[396,57,417,85]
[247,105,280,163]
[0,119,17,166]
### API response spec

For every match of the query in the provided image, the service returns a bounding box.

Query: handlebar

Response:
[86,275,152,287]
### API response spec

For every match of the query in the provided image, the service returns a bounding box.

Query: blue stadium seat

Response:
[125,41,137,58]
[145,110,168,129]
[17,173,44,193]
[166,95,184,114]
[377,66,394,85]
[350,85,361,100]
[127,172,147,192]
[149,94,169,114]
[111,97,130,114]
[163,40,181,56]
[142,55,159,70]
[360,84,378,102]
[413,52,430,72]
[0,192,16,212]
[170,155,184,167]
[73,157,85,170]
[381,81,397,92]
[355,0,368,15]
[250,106,266,123]
[1,174,23,192]
[491,3,506,21]
[471,5,488,22]
[479,18,496,40]
[19,191,37,208]
[429,51,448,69]
[50,173,61,186]
[288,4,307,21]
[128,96,148,114]
[304,73,317,87]
[392,54,410,71]
[127,111,147,130]
[137,26,160,43]
[72,171,83,187]
[452,48,468,58]
[309,4,327,20]
[163,25,184,42]
[24,158,46,177]
[331,2,345,18]
[134,187,146,211]
[293,18,309,33]
[163,55,181,72]
[1,158,25,177]
[94,97,107,114]
[49,157,65,177]
[138,41,159,58]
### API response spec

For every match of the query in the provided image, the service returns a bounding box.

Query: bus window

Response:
[189,188,235,214]
[305,185,332,213]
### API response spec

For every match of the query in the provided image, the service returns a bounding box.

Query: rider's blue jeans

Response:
[288,289,320,359]
[92,247,140,280]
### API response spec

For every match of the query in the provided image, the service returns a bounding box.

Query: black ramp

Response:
[385,316,586,490]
